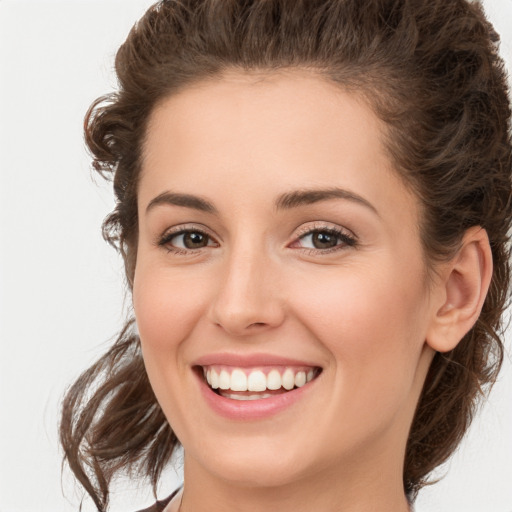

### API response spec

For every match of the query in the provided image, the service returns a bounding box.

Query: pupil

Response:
[313,231,337,249]
[184,232,207,248]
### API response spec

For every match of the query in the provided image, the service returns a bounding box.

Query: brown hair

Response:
[60,0,512,510]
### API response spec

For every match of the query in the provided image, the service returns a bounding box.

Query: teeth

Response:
[282,368,295,390]
[222,392,275,401]
[267,369,282,390]
[203,366,319,393]
[230,369,247,391]
[209,368,218,387]
[247,370,267,392]
[295,371,306,388]
[219,370,230,390]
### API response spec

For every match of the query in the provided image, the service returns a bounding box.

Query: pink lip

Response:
[193,352,320,368]
[195,373,317,420]
[192,353,321,421]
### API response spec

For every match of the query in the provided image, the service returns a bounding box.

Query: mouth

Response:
[195,365,323,401]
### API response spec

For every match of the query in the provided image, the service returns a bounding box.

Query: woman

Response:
[60,1,512,511]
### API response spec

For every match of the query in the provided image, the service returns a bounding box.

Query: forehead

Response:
[139,70,418,226]
[144,69,382,154]
[144,70,381,157]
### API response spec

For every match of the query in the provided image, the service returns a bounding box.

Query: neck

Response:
[178,448,411,512]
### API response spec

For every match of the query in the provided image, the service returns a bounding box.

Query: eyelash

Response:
[292,224,357,254]
[157,224,357,255]
[157,226,216,254]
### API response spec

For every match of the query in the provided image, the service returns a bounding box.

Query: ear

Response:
[426,226,493,353]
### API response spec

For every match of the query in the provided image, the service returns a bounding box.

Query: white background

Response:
[0,1,511,511]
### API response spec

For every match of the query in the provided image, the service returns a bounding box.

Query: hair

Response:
[60,0,512,510]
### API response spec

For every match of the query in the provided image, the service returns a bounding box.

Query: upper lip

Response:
[193,352,321,369]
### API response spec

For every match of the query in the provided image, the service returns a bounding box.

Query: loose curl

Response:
[60,0,512,510]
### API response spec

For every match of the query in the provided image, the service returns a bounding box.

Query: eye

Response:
[300,231,340,249]
[292,226,357,252]
[158,228,218,253]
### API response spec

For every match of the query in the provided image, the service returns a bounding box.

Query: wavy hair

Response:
[60,0,512,509]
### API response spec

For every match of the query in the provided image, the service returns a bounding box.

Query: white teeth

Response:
[282,368,295,390]
[202,366,320,394]
[266,369,282,390]
[221,392,274,401]
[219,369,230,390]
[247,370,267,392]
[295,371,306,388]
[210,369,219,389]
[230,369,248,391]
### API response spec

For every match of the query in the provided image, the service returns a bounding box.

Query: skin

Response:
[132,70,491,512]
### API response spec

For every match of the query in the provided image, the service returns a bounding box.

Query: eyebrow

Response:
[146,191,218,214]
[145,187,378,216]
[275,187,378,215]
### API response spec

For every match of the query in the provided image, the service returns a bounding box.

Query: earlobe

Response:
[426,226,493,353]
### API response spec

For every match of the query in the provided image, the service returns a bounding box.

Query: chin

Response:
[194,450,311,488]
[182,427,339,490]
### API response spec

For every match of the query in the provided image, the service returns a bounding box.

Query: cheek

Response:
[293,260,430,391]
[132,265,207,355]
[132,265,212,433]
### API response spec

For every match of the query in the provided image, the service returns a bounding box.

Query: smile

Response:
[199,365,322,401]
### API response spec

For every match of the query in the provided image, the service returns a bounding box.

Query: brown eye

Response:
[294,227,357,252]
[159,229,217,252]
[311,231,339,249]
[182,231,209,248]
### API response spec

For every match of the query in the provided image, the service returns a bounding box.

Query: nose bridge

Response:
[209,234,283,334]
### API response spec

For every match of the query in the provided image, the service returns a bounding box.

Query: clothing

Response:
[135,488,179,512]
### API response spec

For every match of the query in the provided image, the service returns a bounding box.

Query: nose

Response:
[207,245,285,337]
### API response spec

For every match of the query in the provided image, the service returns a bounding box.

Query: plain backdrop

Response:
[0,1,511,511]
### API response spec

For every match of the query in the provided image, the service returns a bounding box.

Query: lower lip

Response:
[195,370,317,420]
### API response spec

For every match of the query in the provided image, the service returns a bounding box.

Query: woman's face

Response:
[133,71,439,488]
